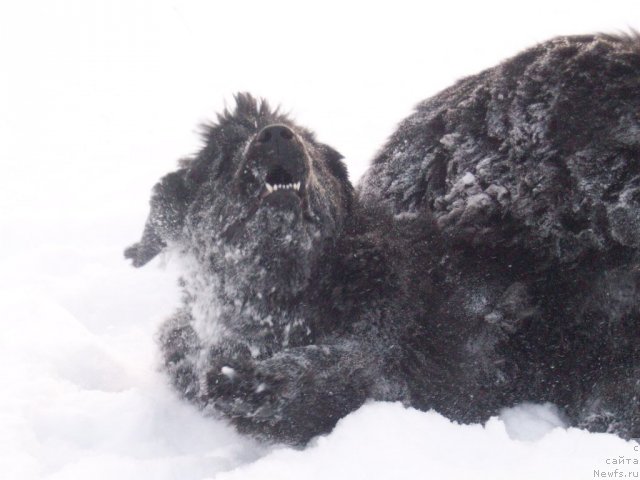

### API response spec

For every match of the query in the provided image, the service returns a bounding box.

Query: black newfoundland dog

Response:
[126,33,640,445]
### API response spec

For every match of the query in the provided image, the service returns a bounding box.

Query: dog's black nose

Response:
[257,125,295,147]
[248,124,309,187]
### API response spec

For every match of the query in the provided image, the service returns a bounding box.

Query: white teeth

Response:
[265,182,302,193]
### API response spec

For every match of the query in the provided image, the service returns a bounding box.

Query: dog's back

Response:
[359,33,640,438]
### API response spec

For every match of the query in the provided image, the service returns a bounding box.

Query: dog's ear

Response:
[125,169,191,267]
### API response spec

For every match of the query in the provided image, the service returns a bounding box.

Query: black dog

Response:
[126,33,639,445]
[360,32,640,438]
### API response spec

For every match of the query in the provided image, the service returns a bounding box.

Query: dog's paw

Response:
[203,363,274,418]
[124,239,165,267]
[202,352,303,422]
[124,242,148,267]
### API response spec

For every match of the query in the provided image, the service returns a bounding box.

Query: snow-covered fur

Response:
[360,33,640,439]
[125,94,394,444]
[126,32,640,446]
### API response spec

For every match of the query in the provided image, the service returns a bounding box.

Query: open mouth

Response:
[242,124,308,203]
[265,181,301,193]
[265,166,303,195]
[259,163,312,223]
[223,136,311,242]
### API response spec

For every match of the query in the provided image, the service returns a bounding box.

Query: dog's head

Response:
[125,93,353,297]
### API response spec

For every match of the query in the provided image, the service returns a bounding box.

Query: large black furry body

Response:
[126,33,640,445]
[361,33,640,438]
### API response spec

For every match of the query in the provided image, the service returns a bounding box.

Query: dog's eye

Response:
[237,165,259,194]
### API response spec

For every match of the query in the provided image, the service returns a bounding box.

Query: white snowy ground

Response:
[1,1,639,479]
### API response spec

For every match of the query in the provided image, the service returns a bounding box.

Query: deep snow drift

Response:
[1,211,637,480]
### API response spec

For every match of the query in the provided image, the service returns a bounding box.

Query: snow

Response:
[217,404,634,480]
[1,1,639,479]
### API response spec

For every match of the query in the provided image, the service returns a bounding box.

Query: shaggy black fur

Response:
[126,33,640,445]
[360,32,640,439]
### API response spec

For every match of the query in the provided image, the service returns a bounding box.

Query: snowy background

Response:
[1,1,639,478]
